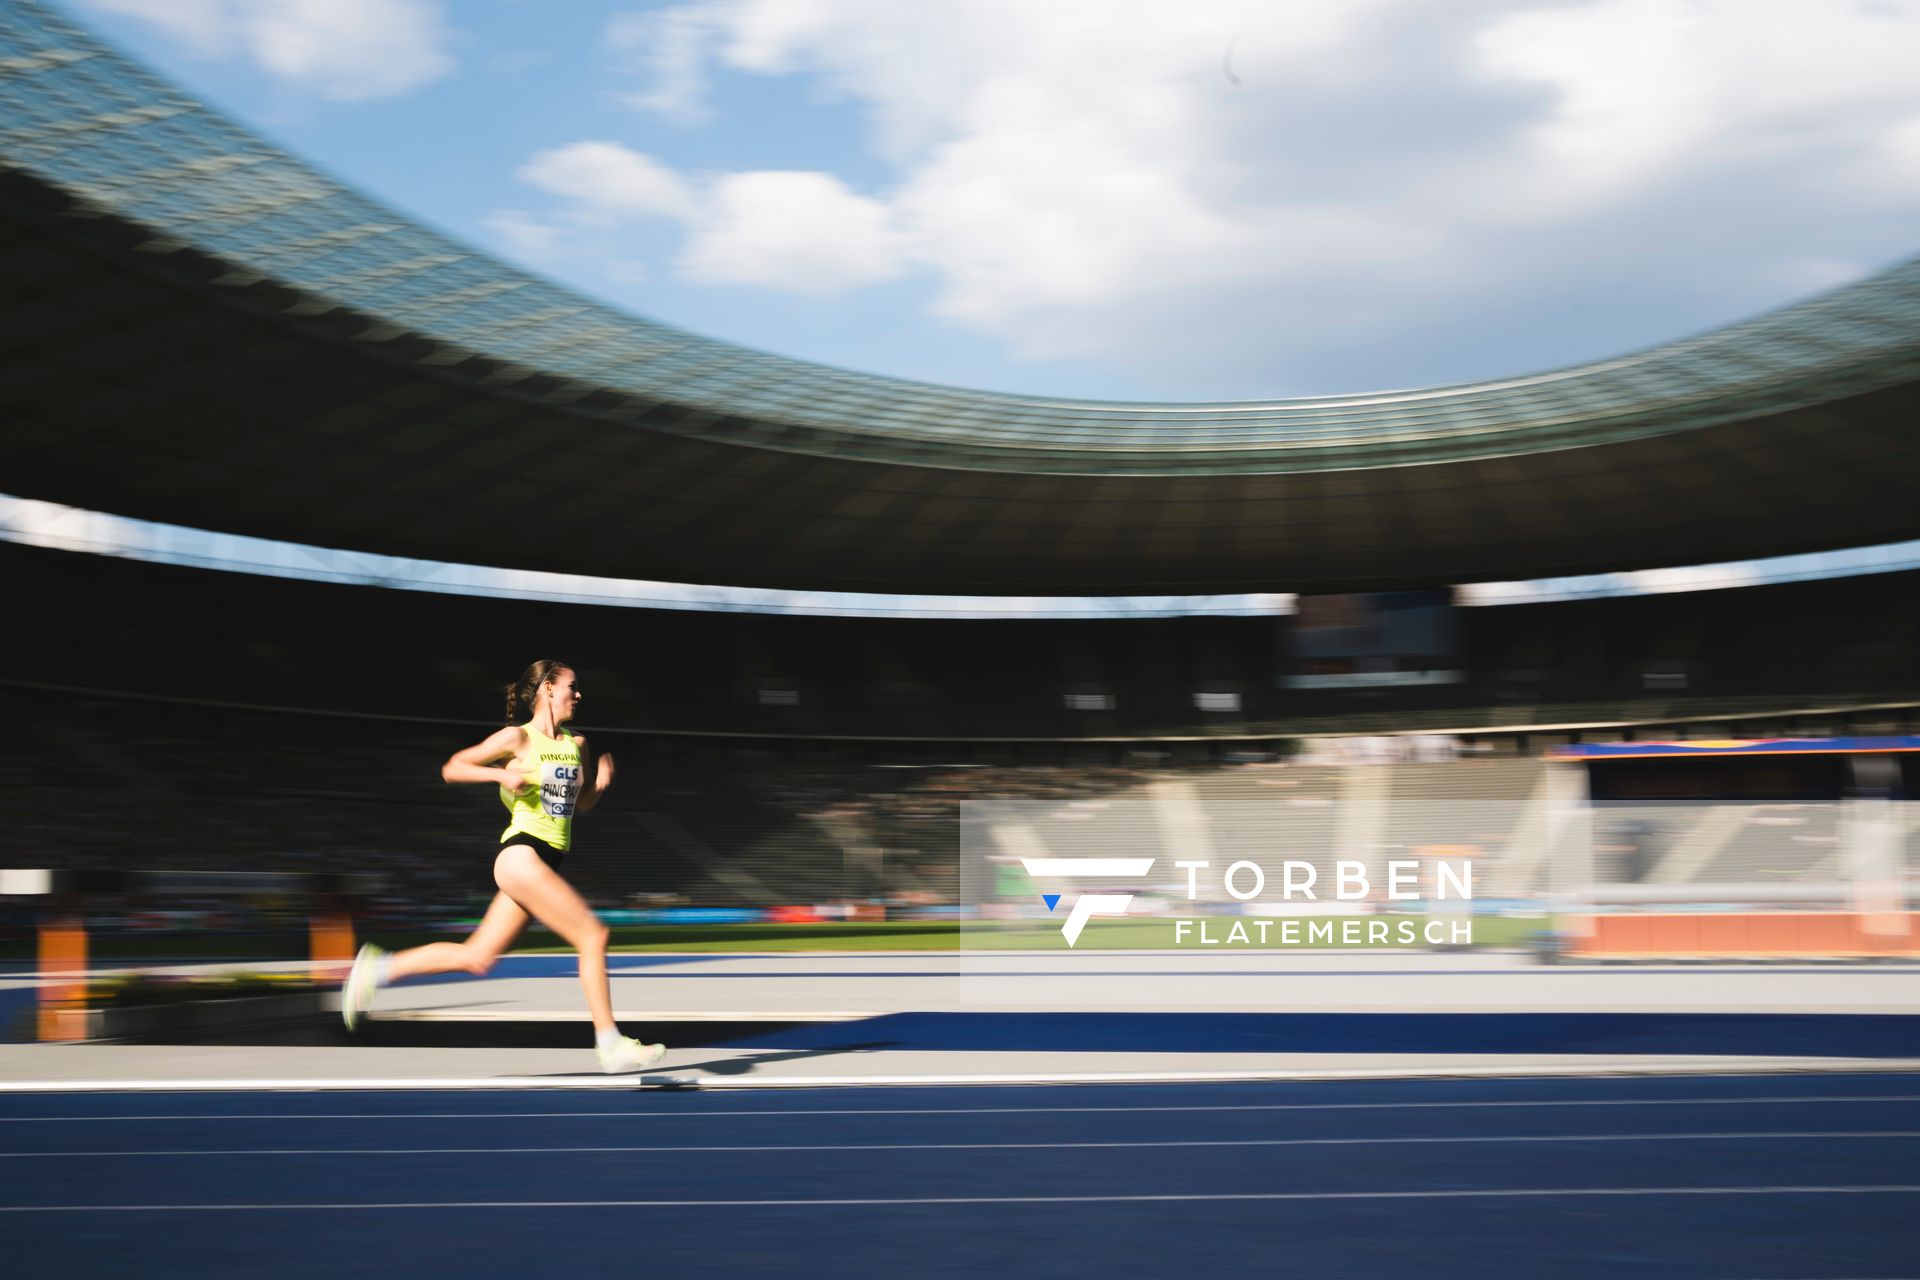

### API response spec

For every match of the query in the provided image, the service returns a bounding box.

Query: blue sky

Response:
[62,0,1920,403]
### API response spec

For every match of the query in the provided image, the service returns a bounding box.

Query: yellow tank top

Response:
[498,722,583,851]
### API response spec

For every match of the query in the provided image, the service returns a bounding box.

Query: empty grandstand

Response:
[0,0,1916,935]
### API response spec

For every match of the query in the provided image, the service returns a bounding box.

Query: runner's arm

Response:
[575,735,614,812]
[442,725,529,789]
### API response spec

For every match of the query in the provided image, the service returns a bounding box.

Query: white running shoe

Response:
[341,942,386,1033]
[596,1036,666,1074]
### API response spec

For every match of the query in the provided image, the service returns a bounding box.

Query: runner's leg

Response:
[492,844,616,1034]
[385,890,530,982]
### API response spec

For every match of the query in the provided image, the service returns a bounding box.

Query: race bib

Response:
[540,760,581,818]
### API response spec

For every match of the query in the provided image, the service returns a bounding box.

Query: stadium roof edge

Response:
[4,0,1920,594]
[8,494,1920,619]
[3,0,1918,475]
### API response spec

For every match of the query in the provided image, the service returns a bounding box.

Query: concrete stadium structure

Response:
[3,0,1920,596]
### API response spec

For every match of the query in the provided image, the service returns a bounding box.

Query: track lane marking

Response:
[6,1093,1919,1122]
[9,1063,1920,1094]
[6,1129,1917,1157]
[4,1185,1919,1211]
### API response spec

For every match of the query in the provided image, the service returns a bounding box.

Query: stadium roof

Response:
[3,0,1920,594]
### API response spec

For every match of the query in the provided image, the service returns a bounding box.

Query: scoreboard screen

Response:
[1283,589,1459,689]
[1557,738,1920,802]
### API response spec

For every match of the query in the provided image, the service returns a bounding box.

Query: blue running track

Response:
[3,1073,1918,1277]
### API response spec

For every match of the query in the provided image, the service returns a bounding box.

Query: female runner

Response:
[342,660,663,1073]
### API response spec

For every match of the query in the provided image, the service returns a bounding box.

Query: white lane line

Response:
[367,1011,878,1023]
[0,1078,647,1094]
[6,1093,1918,1122]
[5,1062,1920,1094]
[4,1185,1919,1212]
[5,1062,1920,1095]
[5,1130,1917,1157]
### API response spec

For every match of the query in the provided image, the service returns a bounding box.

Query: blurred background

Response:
[6,6,1920,1272]
[1,0,1918,968]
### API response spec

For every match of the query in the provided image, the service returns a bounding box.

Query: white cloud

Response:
[680,170,906,293]
[516,142,699,224]
[244,0,452,101]
[1476,0,1920,212]
[1878,114,1920,200]
[483,210,566,260]
[500,144,903,295]
[586,0,1920,391]
[86,0,454,101]
[604,7,724,121]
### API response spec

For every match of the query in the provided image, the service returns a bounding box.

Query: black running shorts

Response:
[497,829,567,873]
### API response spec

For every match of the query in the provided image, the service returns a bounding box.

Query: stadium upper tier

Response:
[4,0,1920,594]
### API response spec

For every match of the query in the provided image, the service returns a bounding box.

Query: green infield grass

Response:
[2,914,1546,961]
[519,913,1545,953]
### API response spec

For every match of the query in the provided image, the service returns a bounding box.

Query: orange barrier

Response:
[36,916,88,1043]
[21,874,361,1041]
[309,912,356,971]
[1568,911,1920,959]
